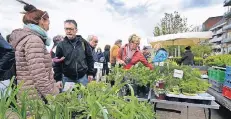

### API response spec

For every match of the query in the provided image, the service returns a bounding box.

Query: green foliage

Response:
[204,54,231,67]
[153,11,190,36]
[0,77,155,119]
[165,45,212,58]
[164,62,210,95]
[107,64,160,86]
[191,45,212,57]
[169,57,203,66]
[180,79,198,95]
[0,76,20,119]
[197,80,211,93]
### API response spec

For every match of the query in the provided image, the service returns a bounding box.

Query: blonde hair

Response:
[128,34,141,43]
[153,43,162,50]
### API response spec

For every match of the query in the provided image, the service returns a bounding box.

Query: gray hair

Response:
[64,19,77,28]
[115,39,122,45]
[87,35,98,42]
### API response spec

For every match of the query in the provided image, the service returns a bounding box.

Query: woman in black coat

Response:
[180,46,194,65]
[102,45,110,76]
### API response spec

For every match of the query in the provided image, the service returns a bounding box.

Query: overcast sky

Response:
[0,0,225,50]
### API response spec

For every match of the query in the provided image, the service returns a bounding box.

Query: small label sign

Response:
[108,63,111,69]
[63,82,75,92]
[173,69,183,79]
[94,62,103,69]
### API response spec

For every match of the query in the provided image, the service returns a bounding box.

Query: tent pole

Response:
[175,48,177,57]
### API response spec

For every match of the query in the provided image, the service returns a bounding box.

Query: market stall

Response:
[147,31,213,46]
[108,61,220,119]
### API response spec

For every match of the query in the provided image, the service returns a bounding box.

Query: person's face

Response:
[118,42,122,47]
[90,37,98,48]
[39,17,50,31]
[64,22,77,40]
[130,41,140,50]
[143,49,148,54]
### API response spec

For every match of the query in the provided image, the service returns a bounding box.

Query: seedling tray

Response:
[166,93,215,105]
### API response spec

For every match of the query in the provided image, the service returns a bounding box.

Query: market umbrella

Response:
[147,31,213,47]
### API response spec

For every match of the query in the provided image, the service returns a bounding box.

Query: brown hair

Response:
[17,0,49,25]
[104,45,110,51]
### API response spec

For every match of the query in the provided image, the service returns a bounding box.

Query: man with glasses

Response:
[54,20,94,88]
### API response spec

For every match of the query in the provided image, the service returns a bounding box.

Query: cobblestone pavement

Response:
[155,103,230,119]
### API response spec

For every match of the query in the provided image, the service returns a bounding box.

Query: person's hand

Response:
[88,75,93,82]
[118,60,126,65]
[55,81,63,89]
[53,57,65,63]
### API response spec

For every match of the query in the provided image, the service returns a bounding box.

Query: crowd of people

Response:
[0,0,196,104]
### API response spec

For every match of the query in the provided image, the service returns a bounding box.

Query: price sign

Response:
[173,69,184,79]
[159,62,164,66]
[108,63,111,69]
[63,82,75,92]
[94,62,103,69]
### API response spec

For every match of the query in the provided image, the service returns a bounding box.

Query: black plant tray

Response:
[165,93,215,105]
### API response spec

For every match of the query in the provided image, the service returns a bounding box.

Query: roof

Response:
[203,16,223,24]
[210,18,226,31]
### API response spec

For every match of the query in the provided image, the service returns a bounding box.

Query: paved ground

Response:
[156,103,231,119]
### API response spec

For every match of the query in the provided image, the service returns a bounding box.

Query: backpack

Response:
[0,35,15,81]
[153,48,168,63]
[99,56,106,64]
[100,52,109,64]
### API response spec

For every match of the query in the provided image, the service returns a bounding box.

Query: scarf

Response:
[126,46,136,59]
[24,24,51,46]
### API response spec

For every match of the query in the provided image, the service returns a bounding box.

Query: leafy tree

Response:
[153,11,191,36]
[191,45,212,57]
[165,45,212,57]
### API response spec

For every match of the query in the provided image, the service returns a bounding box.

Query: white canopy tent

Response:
[147,31,213,47]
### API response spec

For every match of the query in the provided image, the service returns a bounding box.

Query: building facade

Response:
[223,0,231,54]
[209,18,226,55]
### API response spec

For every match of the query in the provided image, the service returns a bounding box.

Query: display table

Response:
[208,88,231,111]
[136,98,220,119]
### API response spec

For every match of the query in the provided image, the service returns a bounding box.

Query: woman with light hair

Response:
[152,43,168,64]
[117,34,153,70]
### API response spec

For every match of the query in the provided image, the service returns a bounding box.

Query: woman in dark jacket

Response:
[180,46,194,65]
[96,48,104,62]
[102,45,110,76]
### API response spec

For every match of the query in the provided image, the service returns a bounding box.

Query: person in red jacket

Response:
[117,34,153,70]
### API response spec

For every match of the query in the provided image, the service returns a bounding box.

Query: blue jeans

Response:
[63,75,88,87]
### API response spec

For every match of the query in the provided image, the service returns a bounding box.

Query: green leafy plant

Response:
[180,79,198,95]
[204,54,231,67]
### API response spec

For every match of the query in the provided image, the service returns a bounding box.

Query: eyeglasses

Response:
[64,28,75,31]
